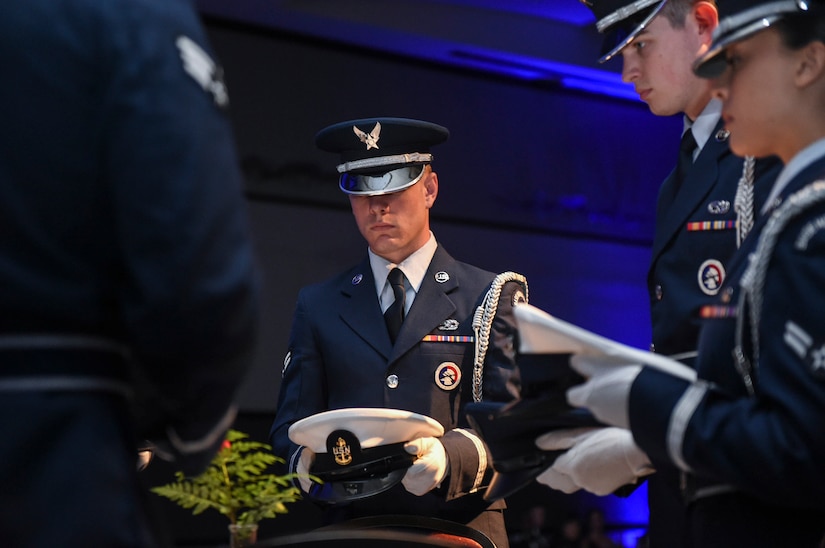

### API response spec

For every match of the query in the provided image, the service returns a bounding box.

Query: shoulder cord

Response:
[471,271,528,402]
[734,156,756,248]
[735,180,825,395]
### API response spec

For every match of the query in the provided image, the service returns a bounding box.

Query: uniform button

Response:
[386,374,399,389]
[654,285,663,300]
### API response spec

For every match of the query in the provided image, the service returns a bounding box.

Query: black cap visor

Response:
[598,2,666,62]
[339,164,427,196]
[694,15,788,78]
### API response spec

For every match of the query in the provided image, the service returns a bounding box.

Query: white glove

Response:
[535,427,654,496]
[566,354,642,429]
[402,437,449,496]
[295,446,316,493]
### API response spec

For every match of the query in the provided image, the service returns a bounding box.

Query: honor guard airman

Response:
[563,1,825,546]
[529,1,783,547]
[270,117,527,548]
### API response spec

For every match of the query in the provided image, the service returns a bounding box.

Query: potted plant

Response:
[151,429,305,547]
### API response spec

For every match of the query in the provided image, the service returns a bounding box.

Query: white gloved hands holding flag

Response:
[535,426,654,496]
[566,354,643,429]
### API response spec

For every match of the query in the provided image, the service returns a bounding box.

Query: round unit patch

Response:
[434,362,461,391]
[698,259,725,295]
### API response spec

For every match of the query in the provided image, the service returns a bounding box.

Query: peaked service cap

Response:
[694,0,819,78]
[315,117,449,196]
[289,407,444,503]
[581,0,669,62]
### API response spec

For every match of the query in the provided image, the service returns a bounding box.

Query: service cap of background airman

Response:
[315,117,449,196]
[288,407,444,503]
[581,0,669,63]
[694,0,817,79]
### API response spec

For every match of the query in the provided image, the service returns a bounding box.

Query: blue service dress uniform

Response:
[645,119,781,547]
[271,244,525,548]
[0,1,260,546]
[631,154,825,546]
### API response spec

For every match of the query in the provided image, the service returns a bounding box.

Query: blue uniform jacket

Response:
[644,122,781,548]
[0,0,259,545]
[648,123,780,358]
[271,245,524,545]
[631,157,825,546]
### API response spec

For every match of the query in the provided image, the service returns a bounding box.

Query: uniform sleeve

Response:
[630,204,825,506]
[104,2,260,471]
[270,289,329,471]
[442,278,526,501]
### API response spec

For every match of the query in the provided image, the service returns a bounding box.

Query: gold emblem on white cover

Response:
[332,437,352,466]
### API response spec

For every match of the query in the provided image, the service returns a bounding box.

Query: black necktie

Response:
[384,268,406,343]
[659,128,697,216]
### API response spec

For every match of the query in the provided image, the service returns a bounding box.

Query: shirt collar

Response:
[369,232,438,296]
[685,98,722,154]
[762,138,825,214]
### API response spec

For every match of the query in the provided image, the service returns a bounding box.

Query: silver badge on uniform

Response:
[352,274,363,285]
[715,129,730,141]
[434,271,450,283]
[434,362,461,391]
[438,319,459,331]
[697,259,725,295]
[708,200,730,214]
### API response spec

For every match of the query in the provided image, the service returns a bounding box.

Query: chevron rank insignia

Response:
[176,35,229,109]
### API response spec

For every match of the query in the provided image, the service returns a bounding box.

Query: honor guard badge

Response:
[438,319,459,331]
[698,259,725,295]
[708,200,731,214]
[435,362,461,391]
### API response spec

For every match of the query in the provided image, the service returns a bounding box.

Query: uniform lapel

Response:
[389,246,458,363]
[338,257,393,359]
[650,123,730,262]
